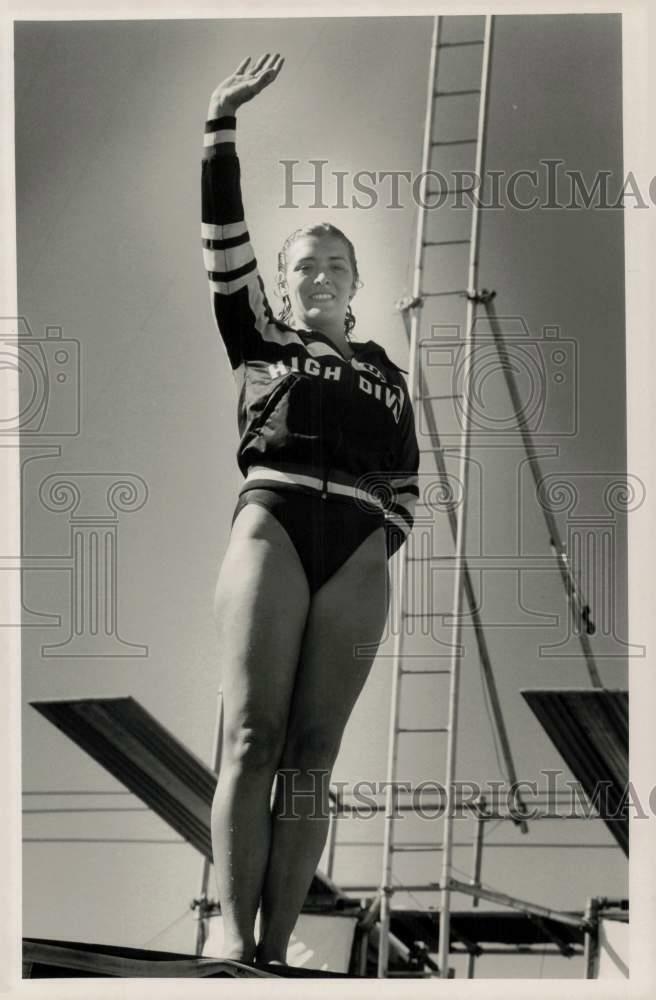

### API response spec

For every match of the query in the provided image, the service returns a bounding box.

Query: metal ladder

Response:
[375,13,601,979]
[377,14,509,979]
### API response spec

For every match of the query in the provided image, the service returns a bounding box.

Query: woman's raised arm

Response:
[201,54,285,372]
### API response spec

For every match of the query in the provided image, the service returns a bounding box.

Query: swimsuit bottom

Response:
[231,484,386,595]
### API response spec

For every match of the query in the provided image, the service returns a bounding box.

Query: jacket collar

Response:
[351,339,408,375]
[297,329,408,375]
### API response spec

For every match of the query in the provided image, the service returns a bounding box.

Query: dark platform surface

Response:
[23,938,351,978]
[521,688,629,855]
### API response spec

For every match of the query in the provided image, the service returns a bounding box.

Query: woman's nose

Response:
[314,272,328,284]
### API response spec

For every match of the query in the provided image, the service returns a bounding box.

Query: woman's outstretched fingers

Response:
[252,52,271,74]
[252,59,284,95]
[234,56,251,74]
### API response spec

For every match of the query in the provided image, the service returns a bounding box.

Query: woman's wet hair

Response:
[276,223,361,336]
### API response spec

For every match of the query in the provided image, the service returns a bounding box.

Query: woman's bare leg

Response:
[255,526,389,964]
[211,503,310,961]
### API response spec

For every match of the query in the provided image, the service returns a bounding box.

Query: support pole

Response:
[466,796,487,978]
[583,897,600,977]
[445,877,590,931]
[325,786,339,880]
[481,296,602,688]
[194,688,224,956]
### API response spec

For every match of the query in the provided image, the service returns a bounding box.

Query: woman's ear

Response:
[275,270,287,299]
[350,277,363,300]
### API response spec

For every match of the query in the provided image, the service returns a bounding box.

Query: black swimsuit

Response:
[231,485,386,594]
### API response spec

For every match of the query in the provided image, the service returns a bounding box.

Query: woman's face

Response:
[283,233,357,334]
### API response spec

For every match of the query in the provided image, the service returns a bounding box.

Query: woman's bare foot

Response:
[254,945,286,966]
[222,940,257,964]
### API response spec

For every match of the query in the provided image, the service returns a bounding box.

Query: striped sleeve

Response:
[384,386,420,559]
[201,114,281,369]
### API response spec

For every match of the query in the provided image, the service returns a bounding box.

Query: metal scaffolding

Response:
[368,12,609,979]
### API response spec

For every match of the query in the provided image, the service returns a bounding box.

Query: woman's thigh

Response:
[215,501,312,748]
[279,525,389,767]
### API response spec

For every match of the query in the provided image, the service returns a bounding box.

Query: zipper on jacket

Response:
[321,464,329,500]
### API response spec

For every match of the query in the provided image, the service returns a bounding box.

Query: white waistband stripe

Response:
[243,466,386,510]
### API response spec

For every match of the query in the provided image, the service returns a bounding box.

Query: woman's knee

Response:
[223,718,287,772]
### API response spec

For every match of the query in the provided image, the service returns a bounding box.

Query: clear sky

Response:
[12,10,633,981]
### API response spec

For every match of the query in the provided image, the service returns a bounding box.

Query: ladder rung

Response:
[400,668,451,675]
[438,40,484,48]
[340,882,439,896]
[401,611,444,619]
[445,188,473,196]
[420,289,467,298]
[418,446,446,454]
[435,88,481,97]
[406,554,456,563]
[426,187,471,196]
[392,844,442,853]
[422,239,470,247]
[340,884,441,892]
[415,392,463,401]
[397,726,449,733]
[431,138,477,146]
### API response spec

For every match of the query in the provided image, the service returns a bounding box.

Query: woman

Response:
[202,52,419,967]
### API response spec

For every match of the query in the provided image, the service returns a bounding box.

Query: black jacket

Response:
[201,114,419,557]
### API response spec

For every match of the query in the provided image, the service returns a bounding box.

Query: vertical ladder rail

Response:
[399,304,530,838]
[438,14,495,979]
[376,14,441,980]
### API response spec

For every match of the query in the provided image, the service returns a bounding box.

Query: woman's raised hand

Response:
[208,53,284,117]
